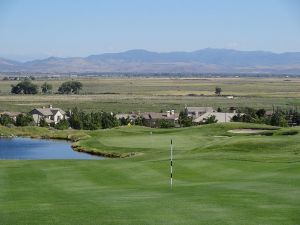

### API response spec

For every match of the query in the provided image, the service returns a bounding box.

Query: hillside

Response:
[1,49,300,74]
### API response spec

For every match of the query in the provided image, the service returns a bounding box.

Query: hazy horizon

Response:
[2,47,300,63]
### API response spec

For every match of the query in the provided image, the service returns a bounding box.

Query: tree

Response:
[215,86,222,96]
[134,116,145,126]
[11,81,38,94]
[101,112,118,129]
[0,114,14,126]
[256,109,266,118]
[204,115,218,124]
[159,119,175,128]
[178,108,193,127]
[39,118,48,127]
[270,109,288,127]
[119,116,130,126]
[15,114,34,126]
[41,82,53,94]
[69,107,83,129]
[58,81,83,94]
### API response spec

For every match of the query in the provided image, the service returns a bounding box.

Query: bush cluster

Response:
[0,114,34,127]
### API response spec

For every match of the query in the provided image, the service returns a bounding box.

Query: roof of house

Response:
[186,107,214,112]
[142,112,179,120]
[115,113,138,119]
[31,107,66,116]
[265,111,273,116]
[193,112,238,123]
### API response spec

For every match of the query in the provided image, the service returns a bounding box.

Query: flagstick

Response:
[170,139,173,189]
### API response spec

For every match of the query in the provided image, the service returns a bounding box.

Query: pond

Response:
[0,137,103,160]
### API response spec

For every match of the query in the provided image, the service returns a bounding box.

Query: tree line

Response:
[231,107,300,127]
[10,81,83,94]
[1,106,299,130]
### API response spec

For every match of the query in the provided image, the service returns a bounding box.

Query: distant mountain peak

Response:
[1,48,300,74]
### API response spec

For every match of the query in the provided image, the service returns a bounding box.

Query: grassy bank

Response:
[0,123,300,224]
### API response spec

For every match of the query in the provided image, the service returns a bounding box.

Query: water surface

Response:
[0,137,102,160]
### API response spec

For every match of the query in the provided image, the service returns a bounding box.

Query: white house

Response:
[30,105,67,125]
[193,112,238,123]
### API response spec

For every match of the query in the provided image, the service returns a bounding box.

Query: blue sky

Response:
[0,0,300,61]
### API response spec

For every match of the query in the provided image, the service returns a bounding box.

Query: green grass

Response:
[0,123,300,224]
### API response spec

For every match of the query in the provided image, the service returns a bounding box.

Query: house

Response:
[186,107,214,118]
[115,113,139,123]
[0,111,23,122]
[265,111,273,116]
[116,113,139,123]
[193,112,238,123]
[142,110,179,128]
[229,107,237,113]
[30,105,67,125]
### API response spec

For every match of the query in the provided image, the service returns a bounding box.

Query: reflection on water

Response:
[0,137,102,160]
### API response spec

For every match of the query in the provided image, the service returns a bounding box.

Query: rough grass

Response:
[1,77,300,112]
[0,123,300,224]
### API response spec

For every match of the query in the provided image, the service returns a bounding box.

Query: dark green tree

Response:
[204,115,218,124]
[58,81,83,94]
[120,117,130,126]
[69,107,83,129]
[41,82,53,94]
[134,116,145,126]
[11,81,38,94]
[256,109,266,118]
[178,108,193,127]
[15,114,34,126]
[215,86,222,96]
[159,119,175,128]
[101,112,118,129]
[270,109,288,127]
[39,118,49,127]
[0,114,14,126]
[55,119,70,130]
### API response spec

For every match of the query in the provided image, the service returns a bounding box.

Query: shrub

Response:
[55,119,70,130]
[39,118,49,127]
[15,114,34,126]
[0,114,14,126]
[159,119,175,128]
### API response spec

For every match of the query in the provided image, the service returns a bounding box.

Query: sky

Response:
[0,0,300,61]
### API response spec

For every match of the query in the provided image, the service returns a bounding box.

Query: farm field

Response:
[0,77,300,112]
[0,123,300,225]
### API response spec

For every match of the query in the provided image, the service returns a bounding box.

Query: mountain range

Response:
[1,48,300,74]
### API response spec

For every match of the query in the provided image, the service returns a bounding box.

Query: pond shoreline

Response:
[0,136,104,160]
[0,132,126,159]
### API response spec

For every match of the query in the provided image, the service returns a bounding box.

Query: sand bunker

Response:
[228,129,271,134]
